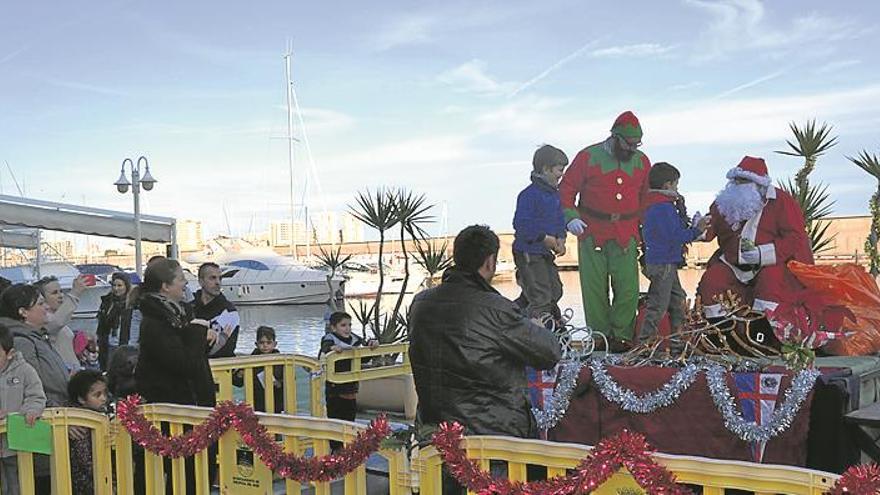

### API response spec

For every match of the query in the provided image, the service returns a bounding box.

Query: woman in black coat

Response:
[134,258,215,407]
[132,258,215,494]
[96,272,134,371]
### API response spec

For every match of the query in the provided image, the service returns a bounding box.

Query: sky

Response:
[2,0,879,243]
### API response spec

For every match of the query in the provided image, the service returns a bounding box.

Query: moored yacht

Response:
[186,238,344,305]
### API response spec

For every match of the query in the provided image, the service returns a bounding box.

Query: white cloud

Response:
[328,135,473,169]
[474,84,880,148]
[372,15,436,51]
[814,59,861,74]
[590,43,675,58]
[670,81,703,91]
[297,108,356,135]
[437,59,517,96]
[685,0,863,61]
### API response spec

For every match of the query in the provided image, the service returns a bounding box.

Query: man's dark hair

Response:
[198,262,221,279]
[329,311,351,327]
[0,276,12,295]
[256,325,276,341]
[532,144,568,173]
[67,369,106,403]
[0,324,13,352]
[649,162,681,189]
[453,225,499,273]
[0,284,41,321]
[147,255,166,266]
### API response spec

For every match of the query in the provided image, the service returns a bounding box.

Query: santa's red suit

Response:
[697,156,814,317]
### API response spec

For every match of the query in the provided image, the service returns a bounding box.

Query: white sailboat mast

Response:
[284,43,297,261]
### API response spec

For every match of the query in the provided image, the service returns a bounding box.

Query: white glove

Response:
[567,218,587,236]
[740,249,761,265]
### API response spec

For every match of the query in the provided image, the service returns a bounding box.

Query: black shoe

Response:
[608,337,633,354]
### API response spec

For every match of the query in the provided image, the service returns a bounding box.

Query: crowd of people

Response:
[0,110,813,494]
[0,255,247,494]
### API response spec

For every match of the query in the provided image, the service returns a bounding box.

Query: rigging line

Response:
[289,83,329,224]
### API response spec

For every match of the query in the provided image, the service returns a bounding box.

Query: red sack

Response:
[788,261,880,356]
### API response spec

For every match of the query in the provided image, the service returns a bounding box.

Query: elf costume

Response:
[559,111,651,343]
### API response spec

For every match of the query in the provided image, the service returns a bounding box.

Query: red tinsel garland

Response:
[116,395,390,482]
[431,422,691,495]
[828,463,880,495]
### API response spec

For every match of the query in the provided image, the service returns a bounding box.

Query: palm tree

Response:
[775,120,838,254]
[849,151,880,276]
[316,245,351,312]
[414,236,452,288]
[348,188,399,336]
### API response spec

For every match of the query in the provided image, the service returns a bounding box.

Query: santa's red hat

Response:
[726,156,772,187]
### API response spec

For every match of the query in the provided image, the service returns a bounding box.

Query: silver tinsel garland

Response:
[532,359,585,430]
[704,363,820,443]
[590,357,701,413]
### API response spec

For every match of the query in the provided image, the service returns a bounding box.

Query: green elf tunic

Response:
[559,112,651,341]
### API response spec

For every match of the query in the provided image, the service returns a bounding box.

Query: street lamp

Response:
[114,156,157,276]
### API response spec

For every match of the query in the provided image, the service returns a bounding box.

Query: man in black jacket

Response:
[409,225,562,440]
[192,262,240,358]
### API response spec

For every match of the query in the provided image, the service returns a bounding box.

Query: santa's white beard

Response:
[715,181,764,229]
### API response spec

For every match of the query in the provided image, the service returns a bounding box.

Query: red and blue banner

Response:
[733,372,783,462]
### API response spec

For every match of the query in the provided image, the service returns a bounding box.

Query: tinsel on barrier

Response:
[432,421,691,495]
[532,360,585,431]
[704,364,820,444]
[829,463,880,495]
[590,358,701,414]
[116,395,390,482]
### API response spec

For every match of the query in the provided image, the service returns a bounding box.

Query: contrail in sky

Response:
[508,38,603,98]
[711,68,787,100]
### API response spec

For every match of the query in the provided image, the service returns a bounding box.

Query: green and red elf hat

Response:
[610,111,643,139]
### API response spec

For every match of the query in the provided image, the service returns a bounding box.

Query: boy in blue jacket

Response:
[513,145,568,322]
[640,162,709,345]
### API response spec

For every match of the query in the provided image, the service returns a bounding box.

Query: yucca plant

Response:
[348,299,374,340]
[776,120,838,191]
[387,189,433,336]
[778,179,836,254]
[848,151,880,276]
[348,188,400,336]
[316,245,351,312]
[414,236,452,288]
[775,120,838,254]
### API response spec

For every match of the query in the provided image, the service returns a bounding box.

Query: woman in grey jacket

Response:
[0,284,70,407]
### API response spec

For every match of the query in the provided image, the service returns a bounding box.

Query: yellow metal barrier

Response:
[0,407,115,495]
[0,403,847,495]
[210,353,323,417]
[129,403,410,495]
[416,435,839,495]
[322,342,412,384]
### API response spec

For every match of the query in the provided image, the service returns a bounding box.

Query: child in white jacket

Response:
[0,323,47,495]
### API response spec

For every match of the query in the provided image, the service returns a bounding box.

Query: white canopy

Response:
[0,194,177,254]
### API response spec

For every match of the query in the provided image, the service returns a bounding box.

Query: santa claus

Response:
[697,156,814,318]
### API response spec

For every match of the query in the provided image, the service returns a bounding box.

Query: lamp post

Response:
[114,156,157,276]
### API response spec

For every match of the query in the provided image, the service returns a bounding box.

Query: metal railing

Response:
[209,353,323,417]
[416,435,838,495]
[0,404,842,495]
[0,403,409,495]
[322,343,412,384]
